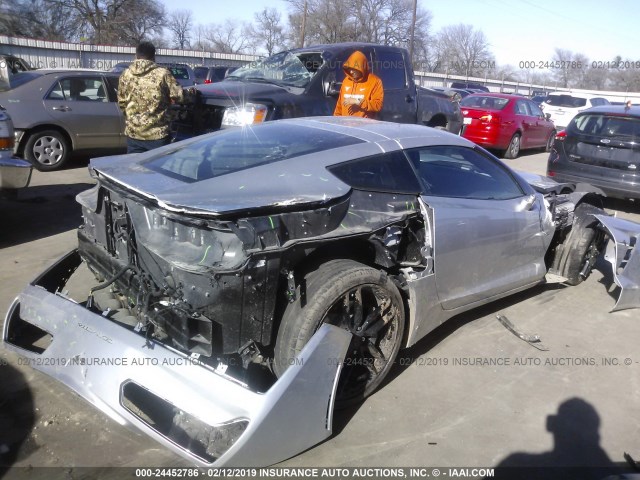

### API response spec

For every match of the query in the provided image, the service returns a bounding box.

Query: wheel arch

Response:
[268,236,412,351]
[425,113,448,129]
[18,124,74,156]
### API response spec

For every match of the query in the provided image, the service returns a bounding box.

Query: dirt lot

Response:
[1,150,639,476]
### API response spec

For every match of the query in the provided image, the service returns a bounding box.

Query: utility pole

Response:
[409,0,417,62]
[300,0,308,48]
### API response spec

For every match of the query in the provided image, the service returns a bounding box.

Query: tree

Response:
[203,19,254,54]
[119,0,166,46]
[248,7,285,55]
[167,9,192,49]
[0,0,82,41]
[433,24,494,77]
[283,0,431,54]
[49,0,129,44]
[47,0,166,45]
[191,24,213,51]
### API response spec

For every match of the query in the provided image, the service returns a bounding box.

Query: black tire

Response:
[545,130,556,152]
[274,259,405,407]
[24,130,70,171]
[557,204,605,286]
[504,133,521,159]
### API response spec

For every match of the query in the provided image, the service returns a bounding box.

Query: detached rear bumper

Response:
[3,249,351,466]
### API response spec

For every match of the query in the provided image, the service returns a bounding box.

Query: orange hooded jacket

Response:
[333,51,384,118]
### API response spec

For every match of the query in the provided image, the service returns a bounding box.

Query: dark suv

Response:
[111,62,196,87]
[547,105,640,200]
[194,66,238,84]
[450,81,490,92]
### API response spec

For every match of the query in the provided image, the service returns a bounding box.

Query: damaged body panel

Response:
[4,116,640,465]
[3,253,351,465]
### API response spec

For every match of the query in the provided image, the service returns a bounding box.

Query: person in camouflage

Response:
[118,42,184,153]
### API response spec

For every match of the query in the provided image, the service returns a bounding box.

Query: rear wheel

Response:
[24,130,70,171]
[545,130,556,152]
[504,133,521,159]
[557,204,606,285]
[274,259,405,408]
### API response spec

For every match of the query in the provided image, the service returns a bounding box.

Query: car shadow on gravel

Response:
[331,281,568,436]
[603,197,640,215]
[379,281,566,391]
[0,360,35,478]
[0,182,93,248]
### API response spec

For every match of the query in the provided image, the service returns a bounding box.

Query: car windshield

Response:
[571,113,640,140]
[227,51,322,88]
[143,122,363,182]
[460,95,509,110]
[546,95,587,108]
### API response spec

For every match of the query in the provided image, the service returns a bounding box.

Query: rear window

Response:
[570,113,640,139]
[144,123,364,182]
[460,96,509,110]
[0,71,41,91]
[167,67,190,80]
[194,67,208,80]
[545,95,587,108]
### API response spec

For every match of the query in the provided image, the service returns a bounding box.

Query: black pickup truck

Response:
[175,42,462,136]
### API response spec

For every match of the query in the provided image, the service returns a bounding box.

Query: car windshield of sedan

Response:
[460,96,509,110]
[144,123,363,182]
[227,51,323,88]
[0,71,41,91]
[572,113,640,139]
[545,95,587,108]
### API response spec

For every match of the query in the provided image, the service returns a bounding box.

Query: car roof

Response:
[289,42,406,55]
[575,105,640,116]
[32,69,116,75]
[90,117,475,216]
[548,92,604,99]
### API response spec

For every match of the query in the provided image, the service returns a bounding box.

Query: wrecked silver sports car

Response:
[4,117,640,466]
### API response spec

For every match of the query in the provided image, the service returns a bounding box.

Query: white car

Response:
[541,92,610,129]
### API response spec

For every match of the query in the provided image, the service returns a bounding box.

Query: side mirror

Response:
[327,81,341,97]
[545,113,551,121]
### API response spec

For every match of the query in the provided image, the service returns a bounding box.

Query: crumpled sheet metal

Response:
[595,214,640,312]
[2,251,352,466]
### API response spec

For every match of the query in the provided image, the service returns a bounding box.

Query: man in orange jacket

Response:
[334,50,384,118]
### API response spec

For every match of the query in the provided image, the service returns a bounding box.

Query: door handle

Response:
[52,106,71,111]
[405,94,414,103]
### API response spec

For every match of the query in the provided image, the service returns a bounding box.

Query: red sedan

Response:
[460,93,556,159]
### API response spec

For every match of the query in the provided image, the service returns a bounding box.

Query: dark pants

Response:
[126,136,170,154]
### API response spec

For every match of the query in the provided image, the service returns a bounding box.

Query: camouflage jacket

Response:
[117,59,184,141]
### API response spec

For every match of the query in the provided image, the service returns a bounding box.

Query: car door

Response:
[372,48,415,123]
[103,74,126,149]
[406,145,548,310]
[43,75,123,150]
[514,99,537,148]
[528,100,552,147]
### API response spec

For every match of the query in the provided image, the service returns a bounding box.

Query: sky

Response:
[162,0,639,68]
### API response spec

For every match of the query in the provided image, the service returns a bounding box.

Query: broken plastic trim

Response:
[595,215,640,311]
[3,249,353,466]
[496,313,549,351]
